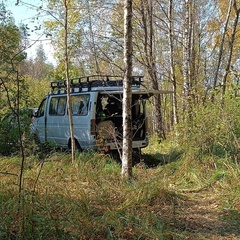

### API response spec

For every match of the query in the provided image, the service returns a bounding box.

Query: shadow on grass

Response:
[138,148,183,168]
[218,209,240,236]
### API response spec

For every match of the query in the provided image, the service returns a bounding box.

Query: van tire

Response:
[75,139,82,152]
[68,139,82,152]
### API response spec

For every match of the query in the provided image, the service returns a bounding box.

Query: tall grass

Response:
[0,152,178,239]
[1,143,239,239]
[0,94,239,239]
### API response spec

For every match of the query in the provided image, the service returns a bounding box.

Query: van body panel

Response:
[46,115,69,146]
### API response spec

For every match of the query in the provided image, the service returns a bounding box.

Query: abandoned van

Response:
[32,75,158,152]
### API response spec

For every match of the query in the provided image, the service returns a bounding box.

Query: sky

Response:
[5,0,56,64]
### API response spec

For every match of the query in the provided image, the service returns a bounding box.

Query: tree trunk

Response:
[221,0,240,101]
[86,0,100,74]
[212,0,232,98]
[183,0,191,100]
[122,0,133,179]
[150,71,165,139]
[183,0,195,118]
[64,0,75,163]
[168,0,178,126]
[141,0,165,139]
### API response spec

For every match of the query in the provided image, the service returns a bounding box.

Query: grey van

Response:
[32,75,162,152]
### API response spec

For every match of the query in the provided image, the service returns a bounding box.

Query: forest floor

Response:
[159,187,240,239]
[1,152,240,239]
[141,146,240,240]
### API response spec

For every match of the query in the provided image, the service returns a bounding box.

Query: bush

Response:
[177,94,240,162]
[0,109,34,156]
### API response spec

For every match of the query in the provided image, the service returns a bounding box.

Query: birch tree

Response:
[64,0,76,162]
[182,0,191,103]
[135,0,165,138]
[122,0,133,179]
[168,0,178,125]
[182,0,199,115]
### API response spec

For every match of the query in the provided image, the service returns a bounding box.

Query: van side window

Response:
[58,97,67,115]
[49,97,66,115]
[36,98,46,117]
[71,95,90,116]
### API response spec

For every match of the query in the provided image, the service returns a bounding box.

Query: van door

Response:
[47,96,68,146]
[96,89,172,151]
[72,94,92,149]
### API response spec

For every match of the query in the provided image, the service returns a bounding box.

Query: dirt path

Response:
[172,188,240,239]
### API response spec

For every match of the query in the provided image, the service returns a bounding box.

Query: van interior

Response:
[96,93,146,142]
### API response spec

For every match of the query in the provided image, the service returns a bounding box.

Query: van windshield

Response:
[36,98,47,118]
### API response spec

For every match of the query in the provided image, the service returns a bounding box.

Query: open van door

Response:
[132,89,173,96]
[96,88,173,151]
[104,89,173,97]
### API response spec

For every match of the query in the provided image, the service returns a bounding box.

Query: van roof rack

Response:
[50,75,143,93]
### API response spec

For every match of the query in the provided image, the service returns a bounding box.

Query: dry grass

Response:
[0,143,240,239]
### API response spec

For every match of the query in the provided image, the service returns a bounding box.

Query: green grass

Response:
[0,137,240,239]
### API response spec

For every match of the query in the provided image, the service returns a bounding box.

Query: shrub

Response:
[177,94,240,162]
[0,109,34,156]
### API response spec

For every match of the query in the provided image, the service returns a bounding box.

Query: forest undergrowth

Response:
[0,137,239,239]
[0,97,240,239]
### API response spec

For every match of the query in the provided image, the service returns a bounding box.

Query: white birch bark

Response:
[168,0,178,125]
[64,0,76,162]
[183,0,191,100]
[122,0,133,179]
